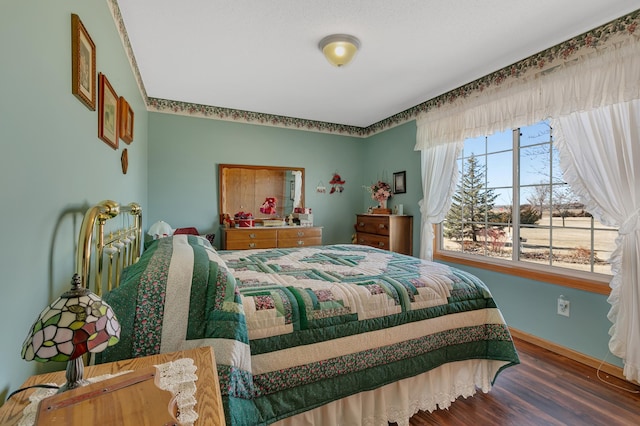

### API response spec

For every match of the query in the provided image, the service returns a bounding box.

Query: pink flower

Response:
[368,180,392,202]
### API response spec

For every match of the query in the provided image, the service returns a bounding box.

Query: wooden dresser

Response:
[223,226,322,250]
[355,214,413,255]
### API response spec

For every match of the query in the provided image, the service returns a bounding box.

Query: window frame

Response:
[434,125,613,296]
[433,245,611,295]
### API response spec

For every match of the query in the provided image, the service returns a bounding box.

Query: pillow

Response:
[174,227,199,235]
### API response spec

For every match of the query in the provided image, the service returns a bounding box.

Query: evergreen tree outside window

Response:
[439,121,617,276]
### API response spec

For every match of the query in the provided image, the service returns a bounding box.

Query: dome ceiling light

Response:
[318,34,361,67]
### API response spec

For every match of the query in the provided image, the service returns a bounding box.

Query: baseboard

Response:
[509,327,632,383]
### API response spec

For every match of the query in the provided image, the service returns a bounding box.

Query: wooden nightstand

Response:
[0,347,225,426]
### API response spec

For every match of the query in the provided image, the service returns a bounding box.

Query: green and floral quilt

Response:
[99,235,519,425]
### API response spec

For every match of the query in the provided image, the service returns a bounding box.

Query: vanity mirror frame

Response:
[219,164,305,224]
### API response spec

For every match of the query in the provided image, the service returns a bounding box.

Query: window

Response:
[437,121,617,289]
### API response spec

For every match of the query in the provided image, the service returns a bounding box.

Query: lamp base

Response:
[58,357,89,393]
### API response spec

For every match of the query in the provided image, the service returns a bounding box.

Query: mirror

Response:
[219,164,304,223]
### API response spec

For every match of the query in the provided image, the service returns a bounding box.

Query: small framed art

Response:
[119,97,134,144]
[393,171,406,194]
[71,14,96,110]
[98,73,118,149]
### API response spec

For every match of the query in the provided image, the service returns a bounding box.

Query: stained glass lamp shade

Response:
[21,273,121,392]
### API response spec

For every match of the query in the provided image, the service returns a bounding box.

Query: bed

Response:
[80,202,518,425]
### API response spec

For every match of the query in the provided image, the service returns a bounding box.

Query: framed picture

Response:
[71,14,96,110]
[393,171,406,194]
[119,97,134,144]
[98,73,119,149]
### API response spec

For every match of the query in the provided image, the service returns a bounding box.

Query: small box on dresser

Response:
[355,214,413,255]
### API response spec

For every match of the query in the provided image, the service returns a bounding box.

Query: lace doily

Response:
[18,357,198,426]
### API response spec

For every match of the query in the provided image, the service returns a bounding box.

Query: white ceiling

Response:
[117,1,639,128]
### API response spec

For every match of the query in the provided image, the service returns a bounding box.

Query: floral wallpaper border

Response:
[108,2,639,137]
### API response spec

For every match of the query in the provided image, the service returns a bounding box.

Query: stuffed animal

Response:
[260,197,278,215]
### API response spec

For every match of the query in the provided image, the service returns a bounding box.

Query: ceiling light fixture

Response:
[318,34,360,67]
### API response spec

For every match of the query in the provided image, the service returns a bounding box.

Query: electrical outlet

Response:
[557,296,570,317]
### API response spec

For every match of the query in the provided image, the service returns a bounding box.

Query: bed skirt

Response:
[273,358,509,426]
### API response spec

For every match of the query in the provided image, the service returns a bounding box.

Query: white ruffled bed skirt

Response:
[273,358,509,426]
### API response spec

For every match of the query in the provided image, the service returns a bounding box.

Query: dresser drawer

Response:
[356,232,390,250]
[226,239,278,250]
[356,215,390,236]
[278,237,323,248]
[225,229,277,242]
[278,228,322,239]
[223,227,322,250]
[224,228,278,249]
[278,227,322,248]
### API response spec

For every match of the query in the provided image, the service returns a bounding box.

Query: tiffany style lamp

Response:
[21,273,121,392]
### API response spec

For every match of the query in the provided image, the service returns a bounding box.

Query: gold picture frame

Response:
[98,73,118,149]
[71,14,96,110]
[119,97,134,144]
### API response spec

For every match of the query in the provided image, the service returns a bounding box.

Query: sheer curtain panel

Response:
[552,99,640,383]
[417,140,461,260]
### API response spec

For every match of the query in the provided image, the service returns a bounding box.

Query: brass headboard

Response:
[76,200,142,296]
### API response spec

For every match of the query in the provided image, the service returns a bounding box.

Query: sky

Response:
[459,120,562,207]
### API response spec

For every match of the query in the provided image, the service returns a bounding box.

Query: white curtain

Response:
[415,42,640,150]
[417,139,462,260]
[415,40,640,380]
[551,99,640,383]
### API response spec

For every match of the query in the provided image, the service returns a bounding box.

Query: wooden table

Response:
[0,347,225,426]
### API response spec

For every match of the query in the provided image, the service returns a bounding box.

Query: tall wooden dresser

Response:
[355,214,413,256]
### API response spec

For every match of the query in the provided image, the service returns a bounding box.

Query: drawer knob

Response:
[378,242,385,247]
[297,240,304,246]
[249,233,256,239]
[249,242,256,248]
[378,224,386,229]
[297,231,304,237]
[358,239,364,243]
[358,222,364,227]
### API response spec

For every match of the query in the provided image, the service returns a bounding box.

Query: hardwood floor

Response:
[405,338,640,426]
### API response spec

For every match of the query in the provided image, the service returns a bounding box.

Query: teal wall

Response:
[361,121,421,256]
[443,263,620,367]
[147,112,365,246]
[0,0,148,401]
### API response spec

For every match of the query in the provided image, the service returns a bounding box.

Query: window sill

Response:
[434,251,611,295]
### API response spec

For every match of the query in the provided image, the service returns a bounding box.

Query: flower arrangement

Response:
[368,180,392,203]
